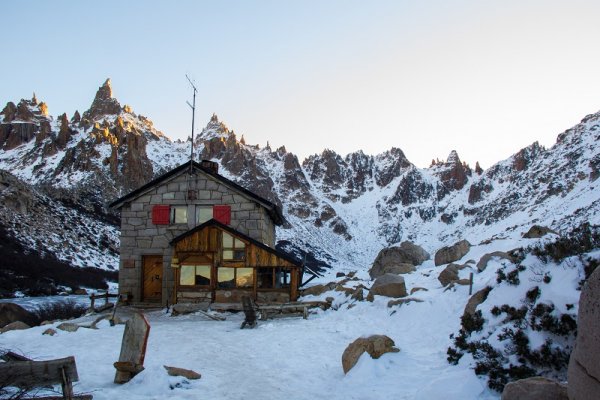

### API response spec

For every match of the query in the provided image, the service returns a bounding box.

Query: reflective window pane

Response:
[180,265,195,285]
[218,267,235,288]
[196,207,213,224]
[236,268,254,288]
[223,232,234,248]
[258,268,274,288]
[195,265,211,286]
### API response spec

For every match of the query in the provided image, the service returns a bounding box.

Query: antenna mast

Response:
[186,74,197,175]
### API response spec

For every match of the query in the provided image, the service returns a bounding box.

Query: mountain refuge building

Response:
[109,160,304,307]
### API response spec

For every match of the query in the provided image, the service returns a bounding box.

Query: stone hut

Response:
[109,160,304,307]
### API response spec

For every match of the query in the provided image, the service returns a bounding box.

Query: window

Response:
[171,206,188,224]
[217,267,253,289]
[257,267,291,289]
[180,264,211,286]
[196,206,213,224]
[222,232,246,260]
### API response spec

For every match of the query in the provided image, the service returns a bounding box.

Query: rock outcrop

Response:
[501,377,567,400]
[567,266,600,399]
[523,225,558,239]
[369,241,429,278]
[477,251,516,272]
[341,334,400,374]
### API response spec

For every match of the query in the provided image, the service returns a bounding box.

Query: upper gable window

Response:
[222,232,246,260]
[171,206,188,224]
[196,206,213,224]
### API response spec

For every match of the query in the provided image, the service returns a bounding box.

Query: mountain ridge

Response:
[0,79,598,273]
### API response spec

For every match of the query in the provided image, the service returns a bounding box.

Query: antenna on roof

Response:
[186,74,197,175]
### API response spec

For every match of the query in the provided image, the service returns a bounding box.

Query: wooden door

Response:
[142,255,163,302]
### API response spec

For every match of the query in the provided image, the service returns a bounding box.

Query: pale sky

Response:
[2,0,600,168]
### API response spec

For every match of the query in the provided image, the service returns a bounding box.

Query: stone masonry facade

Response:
[118,168,276,304]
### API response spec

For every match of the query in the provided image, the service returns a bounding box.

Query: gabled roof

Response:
[108,160,284,225]
[170,219,301,267]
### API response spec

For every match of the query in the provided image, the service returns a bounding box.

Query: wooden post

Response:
[468,272,474,295]
[60,366,74,400]
[89,294,95,311]
[114,313,151,384]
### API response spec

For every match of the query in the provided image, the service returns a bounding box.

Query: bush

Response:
[33,299,87,322]
[532,222,600,262]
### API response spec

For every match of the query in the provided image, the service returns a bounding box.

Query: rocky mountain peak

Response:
[82,78,122,122]
[446,150,460,164]
[197,114,230,141]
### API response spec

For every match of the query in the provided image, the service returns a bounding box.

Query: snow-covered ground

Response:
[4,234,588,400]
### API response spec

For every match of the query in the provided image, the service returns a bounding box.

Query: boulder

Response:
[434,240,471,266]
[438,264,459,287]
[369,242,429,279]
[567,266,600,399]
[387,298,423,307]
[477,251,516,272]
[0,321,30,333]
[0,303,38,328]
[43,328,57,336]
[336,272,346,278]
[164,365,201,379]
[369,274,408,298]
[341,335,400,374]
[410,287,428,295]
[56,322,80,332]
[501,376,567,400]
[523,225,558,239]
[463,287,492,318]
[302,284,330,297]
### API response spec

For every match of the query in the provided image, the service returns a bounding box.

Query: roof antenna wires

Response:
[186,74,198,176]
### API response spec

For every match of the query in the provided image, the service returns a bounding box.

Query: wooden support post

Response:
[60,366,74,400]
[89,295,95,312]
[468,272,474,296]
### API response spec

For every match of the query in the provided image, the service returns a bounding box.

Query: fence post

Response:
[468,273,474,296]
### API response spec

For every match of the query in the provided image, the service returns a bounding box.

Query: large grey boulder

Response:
[369,274,408,298]
[501,377,567,400]
[171,302,209,316]
[438,264,460,287]
[341,335,400,374]
[568,266,600,399]
[369,242,429,279]
[0,303,38,328]
[434,240,471,266]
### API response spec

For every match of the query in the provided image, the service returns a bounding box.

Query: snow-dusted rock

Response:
[463,286,492,318]
[341,334,399,374]
[434,240,471,266]
[476,251,516,272]
[438,264,460,287]
[369,242,429,279]
[56,322,80,332]
[523,225,558,239]
[0,303,38,328]
[0,320,30,333]
[501,376,567,400]
[369,274,407,298]
[568,266,600,399]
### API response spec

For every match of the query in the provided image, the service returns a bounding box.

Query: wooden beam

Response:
[0,356,79,387]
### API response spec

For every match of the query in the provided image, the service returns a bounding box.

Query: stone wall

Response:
[118,169,277,304]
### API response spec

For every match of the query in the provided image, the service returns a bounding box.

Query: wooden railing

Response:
[88,292,119,312]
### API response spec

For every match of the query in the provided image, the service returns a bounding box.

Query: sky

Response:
[2,0,600,168]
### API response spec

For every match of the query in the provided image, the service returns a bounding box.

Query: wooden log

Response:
[0,351,31,362]
[0,356,79,388]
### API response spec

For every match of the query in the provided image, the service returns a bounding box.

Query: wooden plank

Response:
[0,356,79,387]
[114,313,150,384]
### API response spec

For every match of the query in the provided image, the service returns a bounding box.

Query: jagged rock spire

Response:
[82,78,122,121]
[446,150,461,164]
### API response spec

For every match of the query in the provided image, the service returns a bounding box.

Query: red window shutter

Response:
[152,205,170,225]
[213,205,231,225]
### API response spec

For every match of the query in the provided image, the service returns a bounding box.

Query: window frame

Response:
[195,206,213,225]
[222,232,246,261]
[217,266,254,289]
[179,264,212,287]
